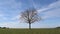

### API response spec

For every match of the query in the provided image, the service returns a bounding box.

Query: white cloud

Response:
[0,0,22,20]
[0,22,19,28]
[38,0,60,19]
[0,21,29,28]
[0,0,22,9]
[11,15,20,20]
[0,12,7,20]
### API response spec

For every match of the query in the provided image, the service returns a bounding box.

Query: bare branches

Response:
[20,8,41,29]
[21,8,41,23]
[21,9,41,23]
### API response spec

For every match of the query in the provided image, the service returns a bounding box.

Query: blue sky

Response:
[0,0,60,28]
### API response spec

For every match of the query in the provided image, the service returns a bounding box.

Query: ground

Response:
[0,28,60,34]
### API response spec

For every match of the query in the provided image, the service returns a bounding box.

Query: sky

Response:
[0,0,60,28]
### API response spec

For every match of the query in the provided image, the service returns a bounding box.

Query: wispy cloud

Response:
[0,21,29,28]
[0,0,60,28]
[0,0,23,28]
[0,0,22,20]
[38,0,60,19]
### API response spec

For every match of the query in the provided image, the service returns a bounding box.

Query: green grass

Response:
[0,28,60,34]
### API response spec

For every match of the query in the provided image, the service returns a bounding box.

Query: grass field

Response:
[0,28,60,34]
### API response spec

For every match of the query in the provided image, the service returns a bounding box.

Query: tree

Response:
[2,27,6,29]
[0,27,1,28]
[56,27,60,28]
[20,8,41,29]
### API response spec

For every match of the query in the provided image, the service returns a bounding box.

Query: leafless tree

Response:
[20,8,41,29]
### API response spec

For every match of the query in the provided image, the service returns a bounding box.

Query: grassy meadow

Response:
[0,28,60,34]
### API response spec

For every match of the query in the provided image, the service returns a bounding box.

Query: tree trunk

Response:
[29,23,31,29]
